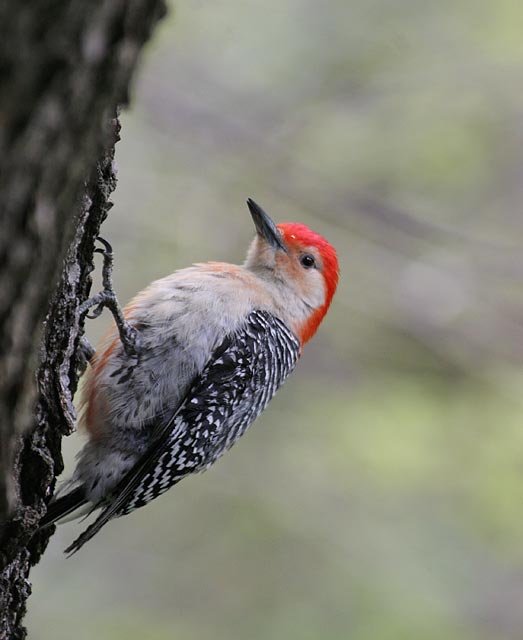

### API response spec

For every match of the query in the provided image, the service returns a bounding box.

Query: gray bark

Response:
[0,1,166,637]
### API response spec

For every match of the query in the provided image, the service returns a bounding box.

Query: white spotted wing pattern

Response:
[65,310,300,553]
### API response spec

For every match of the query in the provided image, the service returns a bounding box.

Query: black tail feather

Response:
[63,505,113,555]
[39,486,88,529]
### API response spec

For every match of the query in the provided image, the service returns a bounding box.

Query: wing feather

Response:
[65,310,300,554]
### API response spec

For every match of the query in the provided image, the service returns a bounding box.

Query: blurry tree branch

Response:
[0,1,166,638]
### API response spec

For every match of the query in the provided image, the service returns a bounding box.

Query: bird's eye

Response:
[300,254,316,269]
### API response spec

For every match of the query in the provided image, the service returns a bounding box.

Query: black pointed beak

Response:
[247,198,288,253]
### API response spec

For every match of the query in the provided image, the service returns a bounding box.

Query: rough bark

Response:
[0,1,166,638]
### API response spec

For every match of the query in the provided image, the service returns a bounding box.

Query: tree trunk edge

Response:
[0,116,120,639]
[0,2,167,635]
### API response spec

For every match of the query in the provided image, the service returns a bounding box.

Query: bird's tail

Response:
[39,486,89,529]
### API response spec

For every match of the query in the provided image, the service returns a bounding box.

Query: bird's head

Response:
[245,198,339,345]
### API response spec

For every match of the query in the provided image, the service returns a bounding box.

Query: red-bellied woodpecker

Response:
[41,199,339,553]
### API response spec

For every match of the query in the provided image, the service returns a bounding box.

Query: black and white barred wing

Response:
[65,310,300,554]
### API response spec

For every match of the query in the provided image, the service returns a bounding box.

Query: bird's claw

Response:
[79,237,140,359]
[95,236,113,255]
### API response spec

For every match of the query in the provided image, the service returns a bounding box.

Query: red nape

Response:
[278,222,339,345]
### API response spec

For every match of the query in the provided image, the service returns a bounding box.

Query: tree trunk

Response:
[0,2,166,637]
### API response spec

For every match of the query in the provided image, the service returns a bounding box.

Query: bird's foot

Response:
[76,335,96,374]
[79,237,140,358]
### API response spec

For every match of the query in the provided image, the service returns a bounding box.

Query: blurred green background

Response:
[28,1,523,639]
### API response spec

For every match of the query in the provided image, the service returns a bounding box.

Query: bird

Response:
[40,199,339,554]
